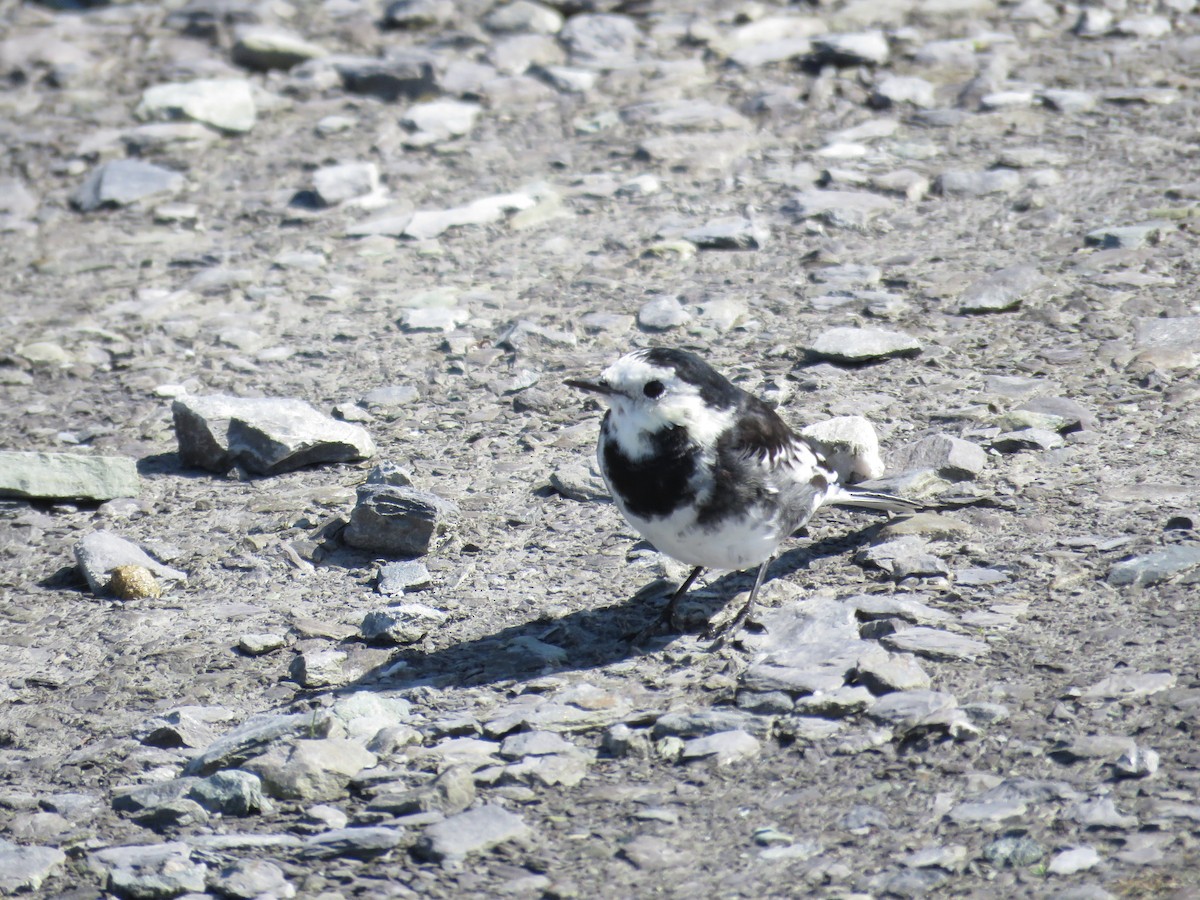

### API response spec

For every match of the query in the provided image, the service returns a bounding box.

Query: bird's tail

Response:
[828,484,922,514]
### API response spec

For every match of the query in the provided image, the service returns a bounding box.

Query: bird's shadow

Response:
[334,517,889,696]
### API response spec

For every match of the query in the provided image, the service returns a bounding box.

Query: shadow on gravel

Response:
[338,518,889,694]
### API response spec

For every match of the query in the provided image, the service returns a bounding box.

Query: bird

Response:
[566,346,920,640]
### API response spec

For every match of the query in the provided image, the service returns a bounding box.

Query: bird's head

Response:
[566,348,741,458]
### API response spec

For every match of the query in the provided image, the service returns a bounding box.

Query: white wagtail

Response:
[567,347,920,639]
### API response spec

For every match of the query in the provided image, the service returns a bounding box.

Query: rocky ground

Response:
[2,0,1200,896]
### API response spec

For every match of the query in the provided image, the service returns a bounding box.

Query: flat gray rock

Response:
[232,27,328,71]
[70,160,184,211]
[302,826,405,858]
[74,530,187,595]
[959,264,1046,313]
[136,78,257,133]
[343,485,459,555]
[1109,545,1200,586]
[89,842,207,898]
[680,216,769,250]
[360,604,447,643]
[0,451,139,501]
[183,712,317,776]
[172,395,375,475]
[808,326,922,363]
[377,560,432,595]
[880,627,989,661]
[414,805,531,862]
[0,839,67,894]
[788,189,896,230]
[208,859,293,899]
[680,729,762,765]
[892,434,984,482]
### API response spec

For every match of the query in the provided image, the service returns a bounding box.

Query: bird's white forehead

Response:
[601,352,675,391]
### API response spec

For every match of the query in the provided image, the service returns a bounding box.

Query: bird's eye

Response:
[643,380,665,399]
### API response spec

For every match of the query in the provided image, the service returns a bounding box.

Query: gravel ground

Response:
[2,0,1200,897]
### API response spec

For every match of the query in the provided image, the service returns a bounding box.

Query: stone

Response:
[172,395,375,475]
[680,729,762,765]
[401,100,481,143]
[807,327,922,363]
[638,295,692,330]
[209,859,294,899]
[811,31,889,66]
[401,189,541,240]
[238,633,287,655]
[188,770,266,816]
[136,79,257,133]
[312,52,438,101]
[368,766,476,816]
[788,189,895,230]
[1040,89,1097,113]
[984,835,1045,867]
[89,842,207,898]
[800,416,885,481]
[377,560,432,595]
[1080,671,1176,700]
[485,1,564,34]
[947,800,1027,824]
[1048,846,1100,875]
[232,28,327,71]
[245,739,377,802]
[74,531,187,595]
[899,844,967,869]
[855,646,932,693]
[302,826,405,859]
[184,712,318,776]
[312,162,380,206]
[880,627,988,661]
[890,435,986,481]
[343,485,459,555]
[559,14,639,67]
[681,216,768,250]
[872,75,936,108]
[618,835,693,870]
[991,428,1065,452]
[0,839,67,894]
[70,160,184,212]
[0,451,139,501]
[414,805,531,863]
[289,649,349,689]
[935,169,1021,196]
[959,264,1046,314]
[360,604,447,644]
[109,565,161,600]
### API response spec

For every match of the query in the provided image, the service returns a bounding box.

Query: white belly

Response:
[615,498,782,571]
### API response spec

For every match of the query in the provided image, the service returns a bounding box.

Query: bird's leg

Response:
[627,565,704,643]
[706,557,771,644]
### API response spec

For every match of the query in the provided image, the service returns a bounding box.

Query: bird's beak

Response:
[565,378,616,396]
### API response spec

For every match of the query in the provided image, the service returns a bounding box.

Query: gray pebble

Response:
[0,839,67,894]
[377,560,432,595]
[343,485,458,556]
[70,160,184,212]
[984,834,1045,867]
[74,530,187,596]
[936,169,1021,196]
[0,451,139,502]
[880,627,989,661]
[414,804,531,863]
[361,604,447,644]
[959,264,1045,314]
[807,326,922,363]
[136,78,257,133]
[302,825,405,858]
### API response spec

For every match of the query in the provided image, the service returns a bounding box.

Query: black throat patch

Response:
[601,414,698,519]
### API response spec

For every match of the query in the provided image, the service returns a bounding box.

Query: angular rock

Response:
[302,826,404,859]
[71,160,185,212]
[188,771,267,817]
[1080,671,1176,701]
[880,627,988,661]
[289,649,349,689]
[936,169,1021,196]
[872,75,936,108]
[1047,846,1100,875]
[401,100,481,143]
[312,162,380,206]
[232,27,327,71]
[324,52,439,102]
[808,327,922,363]
[377,560,432,595]
[890,435,986,481]
[184,712,318,776]
[788,189,895,230]
[855,646,932,693]
[991,428,1064,452]
[680,729,761,765]
[681,216,768,250]
[559,14,638,67]
[136,79,257,133]
[360,604,447,644]
[74,531,187,595]
[172,395,375,475]
[414,805,531,862]
[89,842,207,899]
[959,264,1045,314]
[0,451,139,501]
[244,738,377,802]
[485,1,564,34]
[638,295,691,330]
[810,31,889,66]
[343,485,458,555]
[401,190,540,240]
[800,416,886,481]
[0,839,67,894]
[208,859,294,899]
